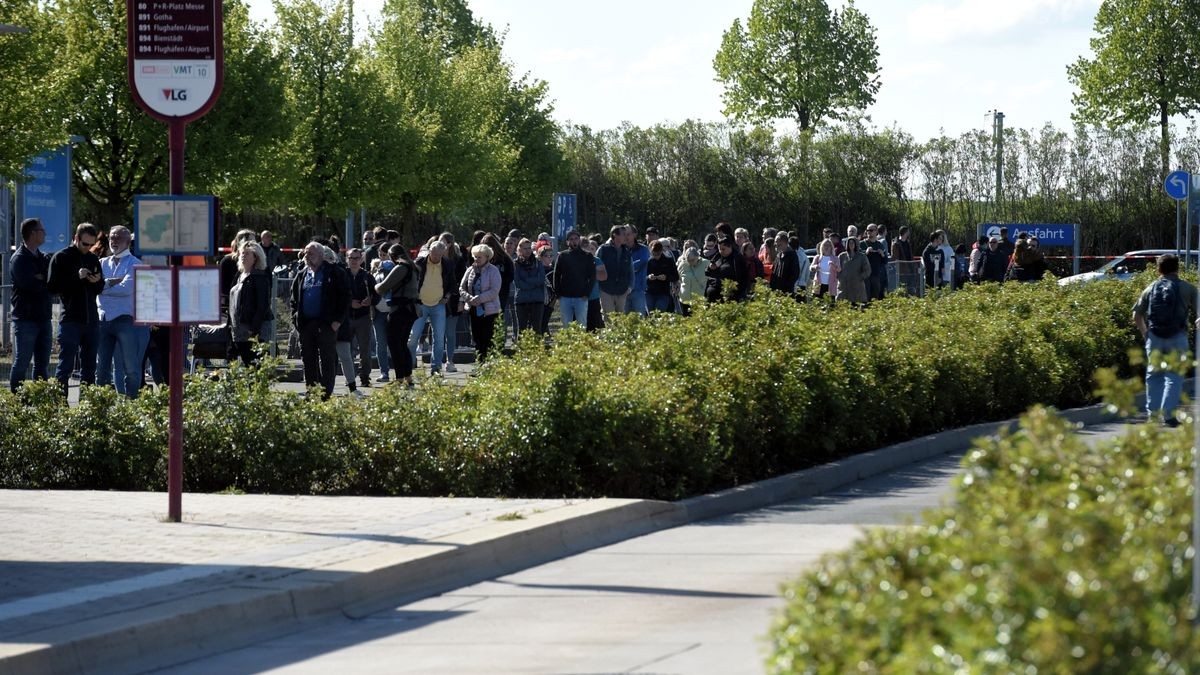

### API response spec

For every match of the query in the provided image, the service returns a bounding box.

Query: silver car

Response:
[1057,249,1199,286]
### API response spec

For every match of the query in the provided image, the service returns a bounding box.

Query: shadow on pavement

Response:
[492,579,773,600]
[705,452,966,527]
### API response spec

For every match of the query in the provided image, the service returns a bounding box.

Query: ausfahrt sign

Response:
[127,0,222,121]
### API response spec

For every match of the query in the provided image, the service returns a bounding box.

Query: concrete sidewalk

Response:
[0,400,1129,675]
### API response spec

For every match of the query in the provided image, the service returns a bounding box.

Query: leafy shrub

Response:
[766,406,1199,673]
[0,277,1146,498]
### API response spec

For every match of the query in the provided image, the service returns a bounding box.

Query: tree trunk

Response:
[1159,99,1171,178]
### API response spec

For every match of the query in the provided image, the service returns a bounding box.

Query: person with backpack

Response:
[1132,253,1196,426]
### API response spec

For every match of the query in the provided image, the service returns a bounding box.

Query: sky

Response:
[243,0,1103,142]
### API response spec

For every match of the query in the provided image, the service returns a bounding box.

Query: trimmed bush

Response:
[766,406,1199,673]
[0,277,1145,498]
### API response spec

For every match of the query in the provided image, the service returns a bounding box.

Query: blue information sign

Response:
[23,145,73,250]
[552,193,576,241]
[1165,170,1190,201]
[979,223,1076,247]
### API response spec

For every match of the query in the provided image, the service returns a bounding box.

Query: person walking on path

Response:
[1132,253,1196,426]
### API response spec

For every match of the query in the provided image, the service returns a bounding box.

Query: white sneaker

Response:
[375,374,390,383]
[445,363,457,373]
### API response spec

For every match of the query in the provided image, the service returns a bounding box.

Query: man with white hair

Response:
[409,240,455,376]
[96,225,145,398]
[290,241,348,399]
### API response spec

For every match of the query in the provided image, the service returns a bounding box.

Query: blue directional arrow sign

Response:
[1165,170,1190,200]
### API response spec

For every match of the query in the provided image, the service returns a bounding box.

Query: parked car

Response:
[1057,249,1200,286]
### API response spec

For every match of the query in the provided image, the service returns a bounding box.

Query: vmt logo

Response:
[172,65,192,75]
[161,89,188,101]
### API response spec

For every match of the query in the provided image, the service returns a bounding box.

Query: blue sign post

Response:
[22,145,73,250]
[552,193,576,241]
[1166,170,1190,257]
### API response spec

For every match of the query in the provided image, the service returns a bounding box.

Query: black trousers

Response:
[298,318,337,398]
[586,298,604,331]
[515,302,544,337]
[387,304,417,379]
[470,312,498,362]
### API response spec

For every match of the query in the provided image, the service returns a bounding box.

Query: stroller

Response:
[190,323,231,373]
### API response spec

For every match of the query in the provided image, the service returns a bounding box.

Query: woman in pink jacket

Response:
[460,244,503,363]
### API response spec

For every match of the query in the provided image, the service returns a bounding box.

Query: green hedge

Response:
[0,277,1143,498]
[766,405,1199,673]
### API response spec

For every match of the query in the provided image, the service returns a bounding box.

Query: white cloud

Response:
[907,0,1100,44]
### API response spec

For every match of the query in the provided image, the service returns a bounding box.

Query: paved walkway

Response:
[0,402,1143,674]
[159,420,1140,674]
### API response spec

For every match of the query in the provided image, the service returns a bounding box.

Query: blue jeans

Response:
[10,318,52,392]
[408,303,446,372]
[559,296,588,328]
[1145,331,1189,418]
[373,310,391,376]
[97,316,144,398]
[626,288,648,317]
[55,321,100,389]
[646,292,674,313]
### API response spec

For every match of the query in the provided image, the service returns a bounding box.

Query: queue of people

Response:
[9,216,1060,401]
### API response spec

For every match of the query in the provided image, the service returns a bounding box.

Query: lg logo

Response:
[161,89,188,101]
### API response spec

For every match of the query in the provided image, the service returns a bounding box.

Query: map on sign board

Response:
[177,267,220,323]
[133,195,215,256]
[134,266,174,325]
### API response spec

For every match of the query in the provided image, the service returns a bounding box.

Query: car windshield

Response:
[1108,255,1156,275]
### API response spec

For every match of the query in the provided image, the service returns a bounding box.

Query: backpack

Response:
[399,262,421,301]
[1146,278,1186,338]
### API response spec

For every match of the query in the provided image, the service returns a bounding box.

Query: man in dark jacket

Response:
[705,236,747,302]
[290,242,349,399]
[47,223,104,396]
[980,236,1008,282]
[10,218,52,392]
[552,230,596,327]
[770,232,800,296]
[596,225,632,321]
[862,224,889,301]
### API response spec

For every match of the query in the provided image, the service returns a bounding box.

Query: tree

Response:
[712,0,880,132]
[0,1,67,179]
[1067,0,1200,177]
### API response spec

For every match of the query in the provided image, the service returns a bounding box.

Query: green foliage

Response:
[766,405,1199,673]
[0,0,68,178]
[0,278,1144,500]
[713,0,880,131]
[1068,0,1200,175]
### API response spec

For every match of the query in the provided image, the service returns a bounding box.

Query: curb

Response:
[0,399,1140,675]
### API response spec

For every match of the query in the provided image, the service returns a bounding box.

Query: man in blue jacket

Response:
[626,225,650,317]
[9,218,52,392]
[596,225,632,324]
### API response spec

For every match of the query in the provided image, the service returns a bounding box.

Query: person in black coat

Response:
[922,231,947,290]
[644,240,679,313]
[47,223,105,395]
[770,232,800,296]
[229,241,273,366]
[705,236,747,302]
[10,218,53,392]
